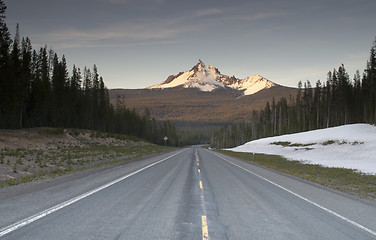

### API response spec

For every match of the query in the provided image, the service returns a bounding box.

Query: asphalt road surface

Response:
[1,147,376,239]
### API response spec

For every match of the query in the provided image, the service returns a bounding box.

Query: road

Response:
[0,147,376,239]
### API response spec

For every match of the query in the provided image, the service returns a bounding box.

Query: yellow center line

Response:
[197,152,208,239]
[202,215,209,240]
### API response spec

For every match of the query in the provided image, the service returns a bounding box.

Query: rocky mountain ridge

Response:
[147,60,276,96]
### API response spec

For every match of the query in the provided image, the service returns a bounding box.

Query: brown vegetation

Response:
[0,128,166,187]
[109,86,297,123]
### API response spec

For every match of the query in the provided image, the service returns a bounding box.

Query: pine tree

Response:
[264,101,271,136]
[51,54,69,126]
[325,72,333,127]
[337,64,352,124]
[312,80,321,129]
[303,80,313,130]
[31,46,51,126]
[68,65,82,127]
[364,38,376,123]
[353,70,362,122]
[0,0,11,80]
[83,67,92,128]
[92,65,99,129]
[98,76,108,131]
[20,37,32,128]
[0,0,11,127]
[7,23,22,128]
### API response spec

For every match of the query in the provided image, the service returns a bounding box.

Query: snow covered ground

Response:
[228,124,376,175]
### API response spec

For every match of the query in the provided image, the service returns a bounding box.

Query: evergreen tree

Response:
[337,64,352,124]
[313,80,322,128]
[364,38,376,123]
[303,80,313,130]
[295,81,304,131]
[353,70,363,122]
[325,72,332,127]
[83,67,93,128]
[98,76,108,131]
[92,65,99,129]
[263,101,272,136]
[20,37,32,128]
[0,0,12,125]
[68,65,82,127]
[6,23,22,128]
[51,54,69,126]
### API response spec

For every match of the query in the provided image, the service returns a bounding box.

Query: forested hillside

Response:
[212,38,376,148]
[0,1,181,146]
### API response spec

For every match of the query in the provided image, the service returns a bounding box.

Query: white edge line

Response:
[0,149,186,237]
[210,151,376,237]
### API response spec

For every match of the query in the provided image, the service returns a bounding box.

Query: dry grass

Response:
[0,128,170,187]
[218,150,376,200]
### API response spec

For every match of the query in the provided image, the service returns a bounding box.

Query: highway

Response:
[0,147,376,239]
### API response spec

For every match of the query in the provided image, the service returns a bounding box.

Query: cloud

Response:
[240,11,286,21]
[38,16,207,49]
[35,3,288,50]
[36,4,233,50]
[105,0,165,5]
[194,8,224,17]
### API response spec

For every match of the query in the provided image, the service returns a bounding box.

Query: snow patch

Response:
[228,124,376,175]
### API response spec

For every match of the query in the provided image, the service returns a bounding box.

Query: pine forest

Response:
[0,1,179,146]
[211,39,376,148]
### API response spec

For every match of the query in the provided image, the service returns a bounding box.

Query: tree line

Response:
[212,37,376,148]
[0,1,185,146]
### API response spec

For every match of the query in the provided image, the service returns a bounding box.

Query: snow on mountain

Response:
[228,124,376,175]
[230,75,275,96]
[147,60,275,95]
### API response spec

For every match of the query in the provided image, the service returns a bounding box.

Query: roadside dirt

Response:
[0,128,134,150]
[0,128,156,186]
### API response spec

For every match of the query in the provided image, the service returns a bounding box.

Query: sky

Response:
[4,0,376,89]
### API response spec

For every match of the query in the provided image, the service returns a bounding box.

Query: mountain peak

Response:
[191,59,206,72]
[147,60,276,95]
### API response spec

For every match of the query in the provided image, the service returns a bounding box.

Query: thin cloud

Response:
[105,0,165,5]
[35,4,287,50]
[51,39,179,49]
[240,11,286,21]
[194,8,224,17]
[39,17,207,49]
[36,4,232,50]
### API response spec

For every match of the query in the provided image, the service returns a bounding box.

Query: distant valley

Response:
[109,86,297,124]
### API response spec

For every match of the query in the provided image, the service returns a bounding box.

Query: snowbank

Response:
[228,124,376,174]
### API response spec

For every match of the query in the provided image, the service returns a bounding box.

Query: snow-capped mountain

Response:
[147,60,276,96]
